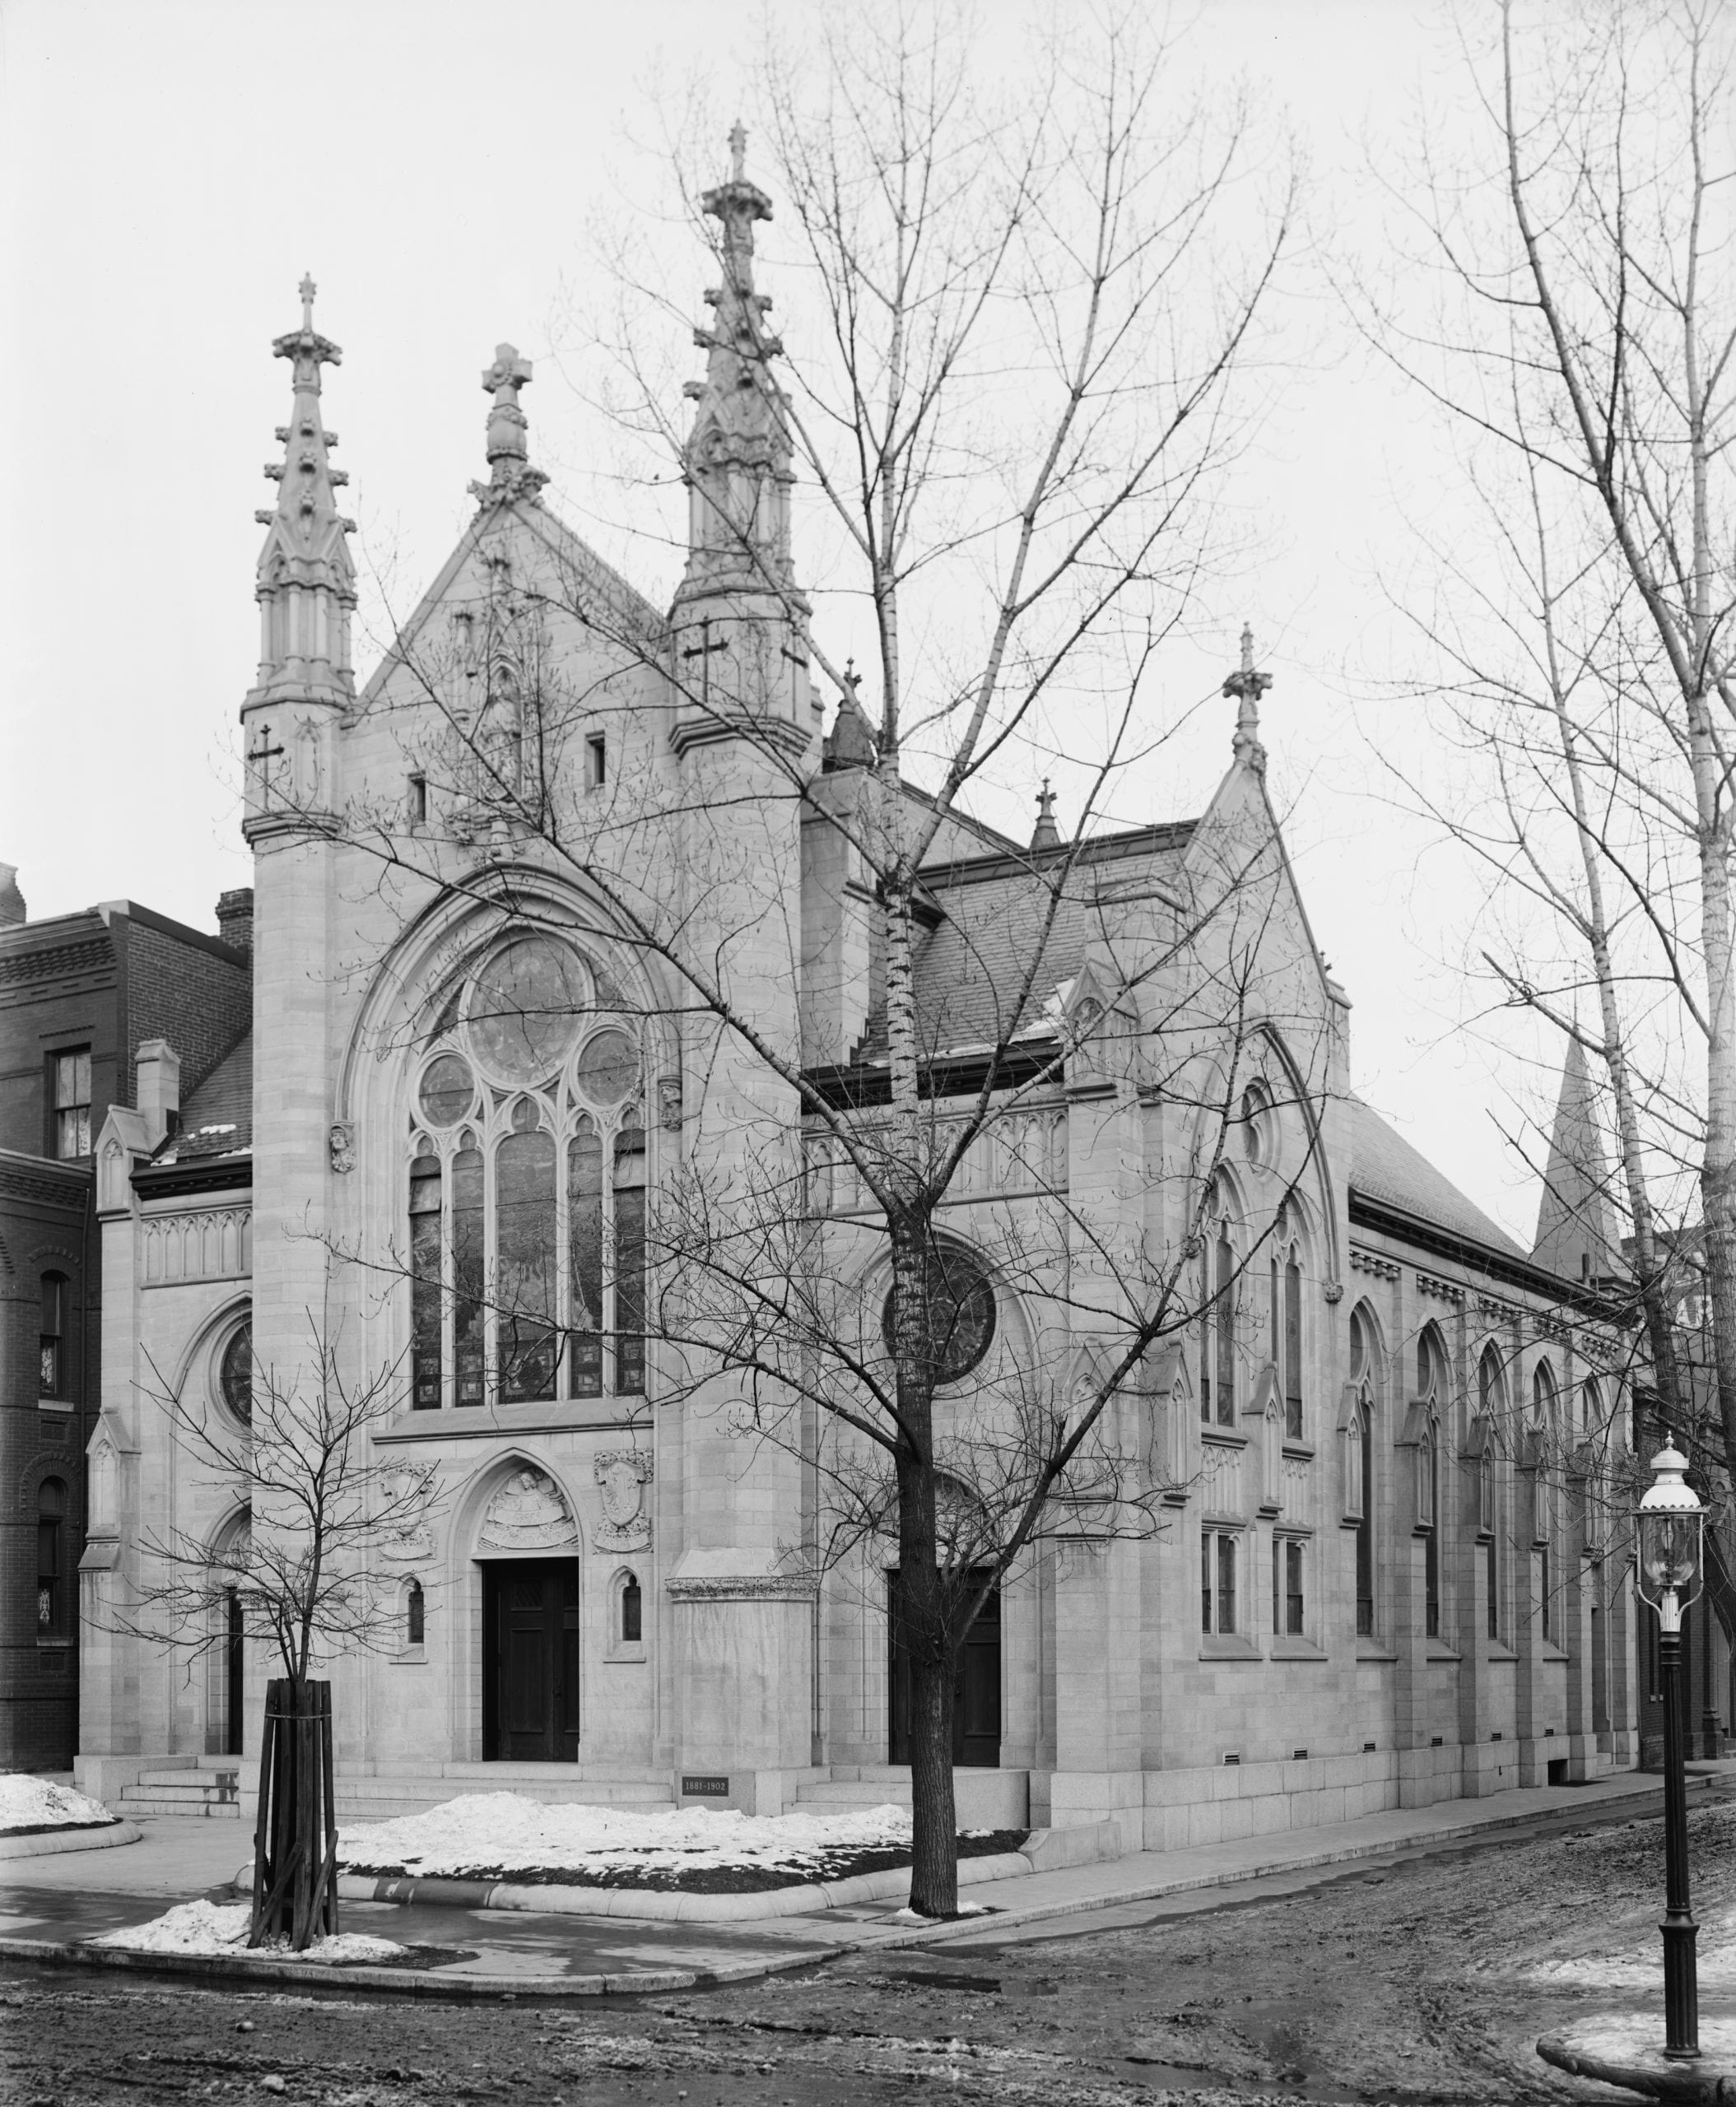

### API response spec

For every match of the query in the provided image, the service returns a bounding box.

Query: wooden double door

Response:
[482,1560,579,1761]
[887,1568,1001,1769]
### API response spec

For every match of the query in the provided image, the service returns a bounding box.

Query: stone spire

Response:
[249,275,356,708]
[471,342,548,506]
[675,123,804,617]
[1531,1040,1625,1286]
[1031,779,1060,851]
[1222,623,1273,775]
[823,660,876,770]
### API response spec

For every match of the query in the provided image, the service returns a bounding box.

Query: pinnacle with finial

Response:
[729,119,747,182]
[1223,622,1273,774]
[300,272,316,332]
[1031,777,1061,852]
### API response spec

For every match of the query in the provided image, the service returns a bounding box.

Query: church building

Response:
[72,141,1644,1846]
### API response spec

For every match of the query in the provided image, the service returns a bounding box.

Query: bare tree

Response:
[1359,0,1736,1520]
[261,7,1299,1917]
[116,1311,435,1946]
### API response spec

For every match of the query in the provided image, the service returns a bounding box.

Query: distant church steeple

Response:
[1223,624,1273,776]
[1531,1040,1624,1286]
[248,275,356,710]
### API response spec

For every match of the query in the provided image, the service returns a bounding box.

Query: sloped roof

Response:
[161,1030,252,1160]
[1347,1095,1528,1263]
[901,822,1196,1054]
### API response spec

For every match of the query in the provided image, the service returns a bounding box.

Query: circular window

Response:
[881,1243,997,1385]
[418,1053,476,1128]
[467,937,589,1086]
[575,1028,639,1105]
[219,1319,253,1426]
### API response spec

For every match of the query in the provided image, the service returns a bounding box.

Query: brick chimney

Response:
[135,1040,181,1147]
[216,887,254,957]
[0,863,25,928]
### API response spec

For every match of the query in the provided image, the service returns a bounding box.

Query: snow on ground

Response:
[0,1775,115,1833]
[337,1794,930,1881]
[1512,1902,1736,1990]
[89,1899,406,1965]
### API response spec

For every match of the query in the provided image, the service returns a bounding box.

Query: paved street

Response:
[6,1779,1735,2104]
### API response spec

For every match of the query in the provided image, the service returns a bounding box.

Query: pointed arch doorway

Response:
[475,1465,583,1762]
[887,1568,1001,1769]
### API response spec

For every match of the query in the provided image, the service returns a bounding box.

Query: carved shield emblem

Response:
[593,1449,653,1551]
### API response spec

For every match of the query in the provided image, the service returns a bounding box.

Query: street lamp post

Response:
[1634,1437,1706,2064]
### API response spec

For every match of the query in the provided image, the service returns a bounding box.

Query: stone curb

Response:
[0,1820,142,1863]
[0,1933,832,2000]
[253,1847,1036,1923]
[0,1770,1697,2003]
[1538,2019,1736,2103]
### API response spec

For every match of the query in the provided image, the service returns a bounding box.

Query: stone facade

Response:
[74,165,1641,1842]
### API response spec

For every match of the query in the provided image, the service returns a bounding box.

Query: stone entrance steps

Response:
[334,1765,676,1825]
[119,1765,244,1819]
[797,1765,1031,1830]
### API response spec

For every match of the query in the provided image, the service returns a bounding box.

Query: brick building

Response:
[0,863,250,1768]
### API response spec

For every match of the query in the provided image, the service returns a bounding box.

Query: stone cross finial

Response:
[1222,621,1274,774]
[1031,777,1061,851]
[729,120,747,183]
[483,343,533,405]
[300,274,317,333]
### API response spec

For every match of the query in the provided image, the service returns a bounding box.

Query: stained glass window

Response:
[408,937,648,1410]
[419,1054,475,1128]
[468,937,589,1086]
[219,1319,253,1425]
[881,1240,996,1386]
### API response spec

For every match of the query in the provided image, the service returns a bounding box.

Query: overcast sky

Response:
[0,0,1575,1244]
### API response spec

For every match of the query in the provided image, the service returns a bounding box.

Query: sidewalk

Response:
[0,1764,1715,1998]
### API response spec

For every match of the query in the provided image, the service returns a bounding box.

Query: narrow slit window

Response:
[409,1157,442,1408]
[40,1273,66,1398]
[407,1579,425,1647]
[408,772,428,824]
[37,1479,66,1635]
[621,1570,642,1644]
[586,735,607,789]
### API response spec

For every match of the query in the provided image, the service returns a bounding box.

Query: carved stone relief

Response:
[479,1466,577,1551]
[593,1449,653,1553]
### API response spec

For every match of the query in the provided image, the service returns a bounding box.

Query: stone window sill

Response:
[1486,1641,1520,1663]
[392,1645,427,1667]
[38,1398,72,1415]
[603,1643,648,1666]
[1355,1638,1398,1661]
[1426,1641,1462,1663]
[1198,1635,1262,1662]
[1271,1636,1328,1662]
[1201,1428,1249,1450]
[1282,1442,1315,1462]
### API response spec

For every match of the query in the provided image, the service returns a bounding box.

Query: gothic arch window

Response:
[1198,1189,1237,1427]
[1239,1081,1274,1167]
[1416,1323,1449,1640]
[1478,1343,1506,1642]
[406,1578,426,1649]
[1347,1305,1377,1637]
[407,933,648,1410]
[1531,1360,1558,1640]
[880,1240,996,1388]
[1268,1204,1305,1439]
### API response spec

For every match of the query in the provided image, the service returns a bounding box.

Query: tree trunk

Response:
[249,1677,339,1951]
[896,1452,960,1919]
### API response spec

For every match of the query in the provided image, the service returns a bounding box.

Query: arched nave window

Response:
[1417,1325,1449,1640]
[408,932,647,1409]
[1347,1305,1377,1636]
[1198,1191,1236,1427]
[1478,1343,1508,1641]
[1268,1203,1305,1439]
[1532,1360,1558,1642]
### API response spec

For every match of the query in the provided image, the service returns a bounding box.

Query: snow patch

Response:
[884,1901,993,1925]
[0,1775,115,1834]
[90,1899,406,1965]
[337,1794,938,1881]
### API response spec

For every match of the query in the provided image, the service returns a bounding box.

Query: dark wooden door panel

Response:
[484,1560,579,1762]
[888,1569,1001,1770]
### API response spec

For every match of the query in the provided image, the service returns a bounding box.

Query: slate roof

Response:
[901,822,1197,1055]
[1347,1095,1528,1263]
[160,1030,252,1160]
